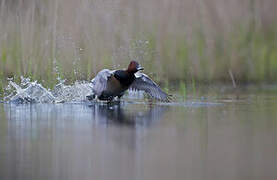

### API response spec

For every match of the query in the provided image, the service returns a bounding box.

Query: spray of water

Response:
[3,76,92,103]
[3,76,145,104]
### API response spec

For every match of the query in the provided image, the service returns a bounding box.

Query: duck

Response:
[88,61,171,102]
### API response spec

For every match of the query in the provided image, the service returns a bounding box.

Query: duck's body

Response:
[95,70,134,100]
[90,61,170,101]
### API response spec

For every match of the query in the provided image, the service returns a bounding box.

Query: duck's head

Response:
[127,60,144,73]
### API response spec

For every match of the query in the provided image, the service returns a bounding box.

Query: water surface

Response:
[0,94,277,180]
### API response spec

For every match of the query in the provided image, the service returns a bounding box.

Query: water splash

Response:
[52,81,93,103]
[5,79,55,103]
[3,76,145,104]
[3,77,91,103]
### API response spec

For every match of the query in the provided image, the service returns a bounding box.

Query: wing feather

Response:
[91,69,115,96]
[129,73,170,101]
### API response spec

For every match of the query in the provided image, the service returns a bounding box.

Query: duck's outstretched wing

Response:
[91,69,115,96]
[129,73,171,102]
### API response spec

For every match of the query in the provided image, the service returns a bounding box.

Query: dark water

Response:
[1,95,277,180]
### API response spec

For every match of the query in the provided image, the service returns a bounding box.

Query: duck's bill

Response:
[137,67,144,71]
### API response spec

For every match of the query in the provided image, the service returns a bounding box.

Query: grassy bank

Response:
[1,0,277,93]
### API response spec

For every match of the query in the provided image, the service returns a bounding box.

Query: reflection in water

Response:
[89,102,168,126]
[1,98,277,180]
[0,102,169,180]
[3,102,168,126]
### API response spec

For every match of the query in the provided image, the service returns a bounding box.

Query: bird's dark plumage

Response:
[114,70,135,86]
[90,61,170,101]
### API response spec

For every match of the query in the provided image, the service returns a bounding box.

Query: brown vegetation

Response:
[0,0,277,91]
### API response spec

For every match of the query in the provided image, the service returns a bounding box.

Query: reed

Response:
[179,82,187,100]
[0,0,277,89]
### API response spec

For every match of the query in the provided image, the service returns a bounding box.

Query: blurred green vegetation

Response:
[0,0,277,97]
